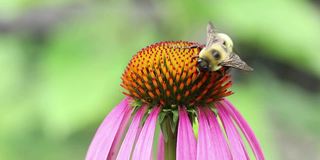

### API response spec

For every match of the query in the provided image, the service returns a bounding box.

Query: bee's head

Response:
[198,44,227,71]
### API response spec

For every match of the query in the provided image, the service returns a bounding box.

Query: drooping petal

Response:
[217,103,248,160]
[197,107,214,160]
[86,97,130,160]
[177,106,197,160]
[204,107,231,159]
[116,105,147,160]
[222,99,265,160]
[157,132,165,160]
[132,107,161,160]
[108,107,133,160]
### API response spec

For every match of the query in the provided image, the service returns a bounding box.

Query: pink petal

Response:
[197,107,214,160]
[204,107,231,159]
[116,105,147,160]
[222,99,265,160]
[108,108,133,160]
[132,107,161,160]
[177,106,197,160]
[157,132,165,160]
[86,97,130,160]
[217,103,248,160]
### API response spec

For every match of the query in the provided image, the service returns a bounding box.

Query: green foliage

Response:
[0,0,319,159]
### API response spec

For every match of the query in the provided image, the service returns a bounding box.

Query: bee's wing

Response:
[206,22,217,47]
[220,53,253,71]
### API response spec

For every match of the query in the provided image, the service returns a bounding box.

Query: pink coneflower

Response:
[86,41,264,159]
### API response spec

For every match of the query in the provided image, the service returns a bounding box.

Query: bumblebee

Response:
[196,22,253,72]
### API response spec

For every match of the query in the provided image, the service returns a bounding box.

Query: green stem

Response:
[163,116,177,160]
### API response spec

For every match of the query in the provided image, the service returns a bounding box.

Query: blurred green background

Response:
[1,0,320,159]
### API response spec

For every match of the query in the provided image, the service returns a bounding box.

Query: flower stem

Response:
[162,115,177,160]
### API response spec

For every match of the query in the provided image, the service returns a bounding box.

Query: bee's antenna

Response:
[191,55,199,60]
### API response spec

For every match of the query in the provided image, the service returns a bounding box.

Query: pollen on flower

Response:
[121,41,233,106]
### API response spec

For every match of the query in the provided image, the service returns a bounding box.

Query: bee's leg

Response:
[225,67,231,74]
[215,69,226,79]
[217,67,231,79]
[217,69,224,77]
[196,67,201,77]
